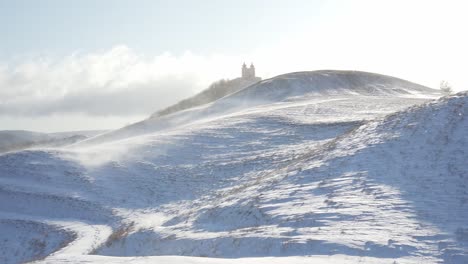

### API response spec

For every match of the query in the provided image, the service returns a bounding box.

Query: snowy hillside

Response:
[1,71,466,264]
[86,92,467,263]
[80,70,440,145]
[104,91,464,262]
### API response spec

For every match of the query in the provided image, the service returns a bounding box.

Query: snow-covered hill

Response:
[1,71,466,264]
[227,70,437,101]
[79,70,440,145]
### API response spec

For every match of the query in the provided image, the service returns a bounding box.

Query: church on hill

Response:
[241,63,256,79]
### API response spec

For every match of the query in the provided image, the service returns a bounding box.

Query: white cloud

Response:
[0,46,243,119]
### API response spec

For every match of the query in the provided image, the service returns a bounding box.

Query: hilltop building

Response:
[242,63,256,79]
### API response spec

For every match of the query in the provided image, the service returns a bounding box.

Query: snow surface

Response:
[0,71,466,264]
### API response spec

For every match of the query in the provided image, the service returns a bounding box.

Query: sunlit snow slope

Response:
[1,71,466,264]
[81,70,440,145]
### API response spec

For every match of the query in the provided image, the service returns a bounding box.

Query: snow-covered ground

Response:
[1,71,466,263]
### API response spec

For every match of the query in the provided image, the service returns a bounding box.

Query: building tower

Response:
[242,62,248,79]
[249,63,255,79]
[241,62,256,79]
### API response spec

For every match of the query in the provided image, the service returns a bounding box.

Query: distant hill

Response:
[227,70,439,102]
[0,130,106,153]
[151,77,261,118]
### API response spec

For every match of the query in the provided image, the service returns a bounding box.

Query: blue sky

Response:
[0,0,325,57]
[0,0,467,131]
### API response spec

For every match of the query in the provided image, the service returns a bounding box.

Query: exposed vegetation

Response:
[152,77,260,118]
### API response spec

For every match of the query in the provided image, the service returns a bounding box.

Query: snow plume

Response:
[62,143,137,168]
[62,134,164,167]
[0,46,242,130]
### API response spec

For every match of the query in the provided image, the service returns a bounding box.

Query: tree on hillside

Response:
[440,80,453,95]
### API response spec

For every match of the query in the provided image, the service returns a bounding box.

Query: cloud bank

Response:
[0,46,240,118]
